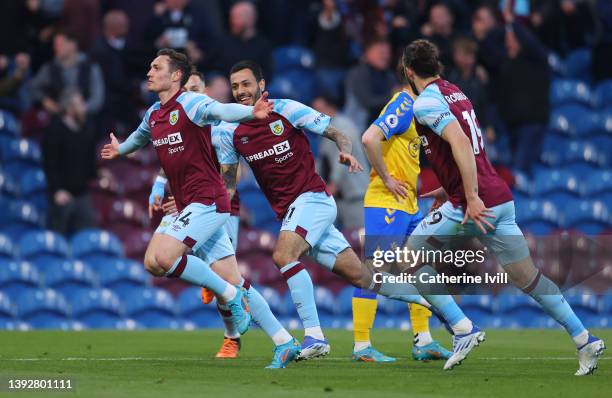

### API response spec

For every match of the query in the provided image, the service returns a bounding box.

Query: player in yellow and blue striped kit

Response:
[352,87,451,362]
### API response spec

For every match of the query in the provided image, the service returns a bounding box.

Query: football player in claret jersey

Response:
[100,48,272,352]
[215,60,477,364]
[354,81,451,362]
[148,69,300,367]
[402,39,605,374]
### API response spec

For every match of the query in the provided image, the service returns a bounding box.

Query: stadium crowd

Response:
[0,0,610,235]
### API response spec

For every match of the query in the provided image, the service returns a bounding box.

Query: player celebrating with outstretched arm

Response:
[215,60,476,364]
[100,49,273,340]
[402,39,605,374]
[147,68,301,368]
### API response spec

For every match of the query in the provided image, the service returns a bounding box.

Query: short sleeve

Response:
[273,99,330,135]
[413,85,457,136]
[372,92,415,140]
[212,122,239,164]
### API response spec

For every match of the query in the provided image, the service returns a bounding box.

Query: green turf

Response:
[0,329,610,398]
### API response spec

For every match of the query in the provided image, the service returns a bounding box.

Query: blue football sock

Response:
[369,271,430,305]
[413,265,468,328]
[280,261,320,329]
[166,255,232,298]
[525,273,586,338]
[243,280,285,340]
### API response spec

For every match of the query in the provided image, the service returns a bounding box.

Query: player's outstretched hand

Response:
[148,195,162,218]
[100,133,120,160]
[252,91,273,119]
[420,187,448,213]
[462,196,496,234]
[338,152,364,173]
[382,175,409,202]
[162,196,178,216]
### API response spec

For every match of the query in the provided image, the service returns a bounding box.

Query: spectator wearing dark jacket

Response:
[42,89,98,235]
[496,19,551,176]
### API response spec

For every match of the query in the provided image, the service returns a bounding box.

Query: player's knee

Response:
[143,256,166,277]
[153,251,180,273]
[272,249,298,268]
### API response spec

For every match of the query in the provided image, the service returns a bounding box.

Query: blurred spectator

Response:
[208,1,272,76]
[90,10,140,136]
[471,5,506,83]
[420,2,457,68]
[0,53,31,112]
[205,73,231,103]
[496,22,550,176]
[446,38,493,146]
[313,95,369,229]
[61,0,101,51]
[592,0,612,82]
[42,88,98,236]
[344,39,397,132]
[311,0,352,101]
[146,0,209,66]
[530,0,596,57]
[31,31,105,116]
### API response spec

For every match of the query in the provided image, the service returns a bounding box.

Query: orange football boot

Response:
[200,288,214,304]
[215,337,241,358]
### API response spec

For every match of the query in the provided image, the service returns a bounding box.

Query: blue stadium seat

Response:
[273,45,315,73]
[532,169,581,197]
[268,70,316,105]
[565,48,591,79]
[314,286,335,315]
[0,171,19,198]
[0,233,17,259]
[30,319,86,330]
[515,199,560,234]
[45,260,99,297]
[70,229,124,262]
[561,199,610,234]
[19,169,47,212]
[19,230,69,263]
[549,80,592,107]
[16,288,70,327]
[0,260,42,297]
[496,294,545,327]
[123,287,176,320]
[2,139,43,177]
[178,286,217,317]
[114,318,143,330]
[0,320,31,330]
[280,290,298,317]
[0,201,44,241]
[593,79,612,108]
[0,291,16,321]
[96,258,150,290]
[0,109,19,138]
[71,288,124,328]
[580,170,612,196]
[548,105,597,137]
[335,286,354,316]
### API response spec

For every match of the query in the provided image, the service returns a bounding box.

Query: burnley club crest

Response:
[169,110,179,125]
[269,120,284,136]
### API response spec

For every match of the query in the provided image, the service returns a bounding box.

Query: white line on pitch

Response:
[1,357,610,362]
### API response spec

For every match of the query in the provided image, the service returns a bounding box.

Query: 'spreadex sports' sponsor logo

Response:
[245,140,291,162]
[153,132,183,147]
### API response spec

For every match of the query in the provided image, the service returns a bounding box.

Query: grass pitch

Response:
[0,329,610,398]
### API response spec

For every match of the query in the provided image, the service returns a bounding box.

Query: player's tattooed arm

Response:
[220,163,239,199]
[323,125,364,173]
[323,125,352,154]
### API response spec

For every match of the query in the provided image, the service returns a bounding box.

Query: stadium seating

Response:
[593,79,612,108]
[45,260,99,297]
[123,287,177,328]
[97,258,150,291]
[515,199,560,234]
[550,80,592,107]
[334,286,354,316]
[0,233,17,259]
[0,171,19,198]
[70,229,124,263]
[1,138,43,177]
[273,45,315,73]
[0,201,44,241]
[0,260,42,297]
[177,287,223,328]
[0,109,19,138]
[565,48,591,80]
[549,105,597,137]
[71,288,124,329]
[561,199,610,234]
[19,230,69,263]
[19,169,47,212]
[16,288,71,328]
[0,291,16,322]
